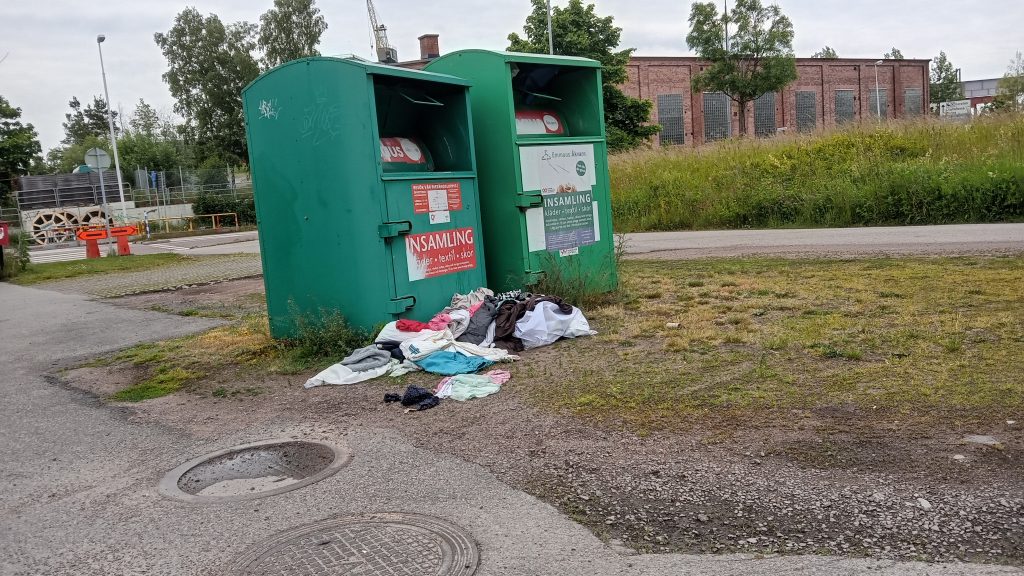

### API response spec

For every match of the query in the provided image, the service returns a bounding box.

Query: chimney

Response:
[418,34,440,60]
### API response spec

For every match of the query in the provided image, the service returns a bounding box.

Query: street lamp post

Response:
[874,59,884,122]
[96,34,128,223]
[546,0,553,54]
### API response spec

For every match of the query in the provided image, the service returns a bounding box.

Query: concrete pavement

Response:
[1,282,1020,575]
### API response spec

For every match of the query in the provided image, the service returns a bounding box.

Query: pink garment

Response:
[483,370,511,385]
[468,302,483,316]
[428,313,452,331]
[435,376,454,396]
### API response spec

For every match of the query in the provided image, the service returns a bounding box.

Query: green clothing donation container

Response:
[242,57,486,338]
[425,50,617,294]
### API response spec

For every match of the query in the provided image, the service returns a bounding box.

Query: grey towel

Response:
[341,345,392,372]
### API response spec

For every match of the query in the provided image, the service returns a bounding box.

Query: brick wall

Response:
[624,57,931,146]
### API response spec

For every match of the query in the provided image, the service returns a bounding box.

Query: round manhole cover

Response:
[229,513,479,576]
[160,439,351,503]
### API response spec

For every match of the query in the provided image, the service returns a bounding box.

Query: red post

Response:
[116,236,131,256]
[86,239,101,259]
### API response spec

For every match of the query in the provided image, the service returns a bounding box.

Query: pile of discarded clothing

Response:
[304,287,596,411]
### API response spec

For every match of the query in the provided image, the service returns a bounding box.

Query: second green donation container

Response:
[426,50,618,294]
[243,57,486,338]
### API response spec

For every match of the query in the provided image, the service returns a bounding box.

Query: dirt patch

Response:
[62,365,151,398]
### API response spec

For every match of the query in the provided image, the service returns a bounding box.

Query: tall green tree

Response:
[507,0,660,151]
[884,47,904,60]
[61,96,117,146]
[686,0,797,137]
[127,98,161,137]
[258,0,328,68]
[992,51,1024,113]
[0,96,42,203]
[929,51,962,105]
[811,46,838,58]
[126,98,182,141]
[118,100,189,175]
[154,8,260,164]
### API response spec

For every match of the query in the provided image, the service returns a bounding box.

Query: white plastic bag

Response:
[514,301,597,350]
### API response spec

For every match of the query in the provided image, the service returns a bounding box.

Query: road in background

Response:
[26,223,1024,264]
[625,223,1024,259]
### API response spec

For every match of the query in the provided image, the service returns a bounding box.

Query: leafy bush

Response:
[611,116,1024,231]
[193,193,257,225]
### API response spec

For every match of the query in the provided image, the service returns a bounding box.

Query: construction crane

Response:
[367,0,397,64]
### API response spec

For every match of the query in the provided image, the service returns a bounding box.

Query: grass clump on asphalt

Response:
[111,366,201,402]
[524,257,1024,429]
[610,115,1024,231]
[11,253,185,285]
[100,311,373,401]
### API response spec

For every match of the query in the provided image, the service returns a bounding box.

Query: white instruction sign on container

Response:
[520,144,599,253]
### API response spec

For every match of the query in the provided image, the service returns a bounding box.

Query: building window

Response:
[869,88,888,119]
[754,92,776,137]
[835,89,855,124]
[904,89,923,118]
[657,93,685,146]
[796,91,817,132]
[703,92,731,142]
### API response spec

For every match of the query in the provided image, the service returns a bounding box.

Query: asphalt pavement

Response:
[624,223,1024,259]
[2,283,1021,573]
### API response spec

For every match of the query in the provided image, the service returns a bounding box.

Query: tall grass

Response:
[610,115,1024,231]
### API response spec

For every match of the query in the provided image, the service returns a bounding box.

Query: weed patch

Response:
[90,309,375,402]
[112,367,200,402]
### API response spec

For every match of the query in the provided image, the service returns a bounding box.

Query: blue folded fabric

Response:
[415,351,494,375]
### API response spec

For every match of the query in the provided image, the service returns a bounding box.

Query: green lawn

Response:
[12,253,185,285]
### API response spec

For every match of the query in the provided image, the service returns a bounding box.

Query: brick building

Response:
[399,36,931,146]
[624,56,931,146]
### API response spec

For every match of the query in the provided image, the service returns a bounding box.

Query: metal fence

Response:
[128,166,252,208]
[12,166,251,247]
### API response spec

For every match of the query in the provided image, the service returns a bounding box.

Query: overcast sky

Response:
[2,0,1022,152]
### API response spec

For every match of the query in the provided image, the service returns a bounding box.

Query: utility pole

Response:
[723,0,730,51]
[546,0,554,54]
[97,34,128,223]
